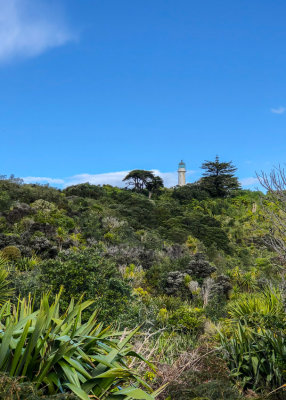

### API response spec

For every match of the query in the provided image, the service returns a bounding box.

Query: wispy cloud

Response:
[271,106,286,114]
[24,171,257,189]
[65,169,197,188]
[240,177,259,187]
[22,169,197,188]
[152,169,196,188]
[23,176,65,184]
[66,171,130,188]
[0,0,75,63]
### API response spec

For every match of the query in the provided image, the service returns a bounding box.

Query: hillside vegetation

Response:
[0,161,285,399]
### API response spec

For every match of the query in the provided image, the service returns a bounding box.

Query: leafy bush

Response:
[172,184,210,204]
[38,247,132,322]
[1,246,21,260]
[63,183,104,200]
[167,306,205,334]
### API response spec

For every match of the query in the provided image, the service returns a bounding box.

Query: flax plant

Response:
[0,289,163,400]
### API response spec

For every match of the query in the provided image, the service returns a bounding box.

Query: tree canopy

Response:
[199,156,240,197]
[123,169,163,198]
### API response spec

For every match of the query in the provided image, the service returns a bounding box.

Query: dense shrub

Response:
[63,182,105,200]
[172,183,210,204]
[168,305,205,333]
[38,247,133,322]
[1,245,21,260]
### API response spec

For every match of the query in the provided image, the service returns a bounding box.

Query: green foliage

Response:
[1,246,21,261]
[204,294,228,322]
[31,200,75,229]
[0,260,14,305]
[0,373,78,399]
[172,184,210,204]
[227,287,285,329]
[0,175,284,399]
[113,193,158,230]
[0,192,11,212]
[123,170,163,197]
[15,255,39,271]
[180,213,231,251]
[220,287,286,392]
[155,302,205,334]
[38,247,132,322]
[168,306,205,333]
[63,183,105,200]
[227,266,260,292]
[0,373,43,400]
[220,323,286,391]
[186,236,201,254]
[0,291,160,399]
[200,156,240,197]
[104,231,118,243]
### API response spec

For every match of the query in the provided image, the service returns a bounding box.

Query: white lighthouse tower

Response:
[178,160,186,186]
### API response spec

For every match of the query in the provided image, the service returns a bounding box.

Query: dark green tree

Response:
[172,183,210,204]
[146,175,164,198]
[199,156,240,197]
[123,170,163,197]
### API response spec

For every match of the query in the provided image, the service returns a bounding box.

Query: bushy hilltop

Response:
[0,173,285,399]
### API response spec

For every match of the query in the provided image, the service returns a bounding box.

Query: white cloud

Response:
[151,169,196,187]
[271,106,286,114]
[240,177,259,187]
[65,171,130,188]
[22,172,260,189]
[23,176,65,184]
[0,0,75,63]
[22,169,197,188]
[65,169,197,188]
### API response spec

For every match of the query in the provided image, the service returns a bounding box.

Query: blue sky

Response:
[0,0,285,188]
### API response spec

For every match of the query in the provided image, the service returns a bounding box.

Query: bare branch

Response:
[256,166,286,264]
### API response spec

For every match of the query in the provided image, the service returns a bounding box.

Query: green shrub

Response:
[205,294,228,322]
[168,306,205,333]
[63,183,104,200]
[38,247,132,323]
[1,246,21,261]
[15,256,39,272]
[103,231,117,243]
